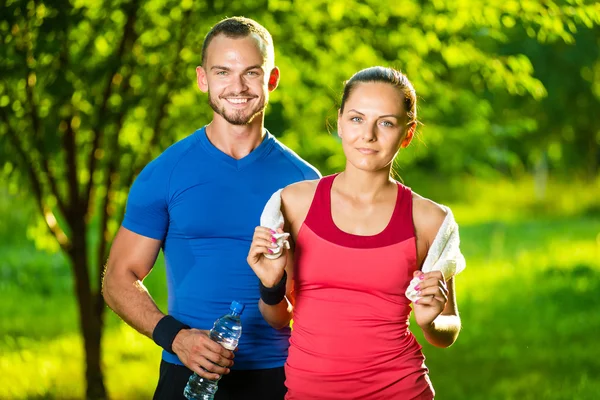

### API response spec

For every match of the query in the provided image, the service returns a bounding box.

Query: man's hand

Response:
[172,329,235,380]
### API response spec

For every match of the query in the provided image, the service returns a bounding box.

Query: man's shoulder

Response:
[143,129,202,173]
[132,129,203,189]
[269,137,321,179]
[155,129,203,165]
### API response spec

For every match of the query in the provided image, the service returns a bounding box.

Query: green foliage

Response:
[1,1,599,220]
[497,24,600,177]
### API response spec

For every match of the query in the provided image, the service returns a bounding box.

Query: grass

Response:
[0,176,599,399]
[416,216,600,400]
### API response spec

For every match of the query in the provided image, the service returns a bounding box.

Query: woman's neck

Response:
[335,166,395,202]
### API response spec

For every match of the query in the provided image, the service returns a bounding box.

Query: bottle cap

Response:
[230,301,245,314]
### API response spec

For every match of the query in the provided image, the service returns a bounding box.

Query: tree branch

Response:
[96,75,131,295]
[94,116,125,318]
[18,29,69,218]
[63,117,80,218]
[84,0,140,209]
[127,8,193,189]
[1,107,71,251]
[72,0,116,65]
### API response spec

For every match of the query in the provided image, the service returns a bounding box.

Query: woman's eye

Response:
[381,120,394,127]
[350,116,362,122]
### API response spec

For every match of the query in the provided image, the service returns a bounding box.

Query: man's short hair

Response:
[201,17,275,67]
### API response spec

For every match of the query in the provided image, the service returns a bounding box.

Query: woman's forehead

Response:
[345,82,405,115]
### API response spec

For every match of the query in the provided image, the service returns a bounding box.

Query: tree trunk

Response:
[69,218,107,400]
[534,151,548,200]
[588,133,599,180]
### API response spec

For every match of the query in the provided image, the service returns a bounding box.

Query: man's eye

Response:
[217,71,227,76]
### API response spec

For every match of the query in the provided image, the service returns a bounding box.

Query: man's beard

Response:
[208,91,267,126]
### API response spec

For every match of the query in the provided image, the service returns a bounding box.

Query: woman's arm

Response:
[247,225,293,329]
[414,273,461,347]
[257,248,296,329]
[248,180,318,329]
[412,195,462,347]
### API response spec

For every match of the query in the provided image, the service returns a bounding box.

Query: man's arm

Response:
[102,227,234,379]
[102,227,164,337]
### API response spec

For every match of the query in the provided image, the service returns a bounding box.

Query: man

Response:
[102,17,320,400]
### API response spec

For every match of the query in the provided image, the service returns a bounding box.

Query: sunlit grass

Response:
[409,174,600,225]
[0,322,162,400]
[412,214,600,400]
[102,323,162,400]
[0,334,85,400]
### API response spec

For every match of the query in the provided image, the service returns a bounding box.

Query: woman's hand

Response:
[247,226,288,287]
[411,270,448,329]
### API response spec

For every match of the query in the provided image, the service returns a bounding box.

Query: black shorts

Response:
[153,360,287,400]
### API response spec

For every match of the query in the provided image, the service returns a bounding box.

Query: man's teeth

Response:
[228,98,248,104]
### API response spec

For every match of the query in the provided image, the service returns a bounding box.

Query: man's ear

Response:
[268,67,280,91]
[196,66,208,93]
[400,123,416,148]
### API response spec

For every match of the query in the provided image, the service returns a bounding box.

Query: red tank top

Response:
[285,174,434,400]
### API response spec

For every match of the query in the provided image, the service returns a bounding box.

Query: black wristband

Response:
[152,315,190,354]
[259,271,288,305]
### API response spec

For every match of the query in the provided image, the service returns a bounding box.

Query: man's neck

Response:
[206,115,266,160]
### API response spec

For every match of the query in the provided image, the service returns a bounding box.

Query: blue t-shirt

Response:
[123,127,320,369]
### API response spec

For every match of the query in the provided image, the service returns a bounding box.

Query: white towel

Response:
[259,189,290,259]
[405,206,466,302]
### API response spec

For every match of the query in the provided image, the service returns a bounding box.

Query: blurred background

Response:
[1,0,599,399]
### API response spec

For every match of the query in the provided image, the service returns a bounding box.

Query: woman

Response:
[247,66,463,399]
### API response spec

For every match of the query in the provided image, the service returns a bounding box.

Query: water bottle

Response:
[183,301,245,400]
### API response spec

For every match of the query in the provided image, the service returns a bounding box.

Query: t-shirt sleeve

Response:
[122,159,170,241]
[304,166,321,180]
[296,160,321,180]
[274,141,322,181]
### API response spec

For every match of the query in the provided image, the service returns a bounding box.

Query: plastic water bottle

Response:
[183,301,245,400]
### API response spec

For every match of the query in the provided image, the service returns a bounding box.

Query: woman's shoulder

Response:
[280,179,320,225]
[411,192,448,243]
[281,179,320,207]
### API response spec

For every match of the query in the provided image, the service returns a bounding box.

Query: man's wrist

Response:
[152,315,190,354]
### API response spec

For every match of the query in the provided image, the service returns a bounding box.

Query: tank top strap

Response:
[395,183,415,240]
[302,174,415,248]
[303,174,338,231]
